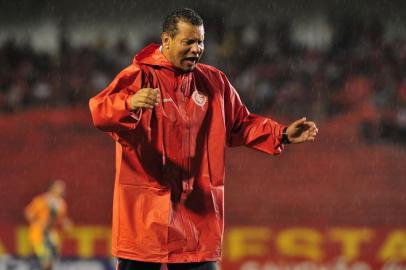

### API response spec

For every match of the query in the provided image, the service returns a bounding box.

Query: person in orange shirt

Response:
[25,180,72,270]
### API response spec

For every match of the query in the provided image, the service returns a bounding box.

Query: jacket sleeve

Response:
[89,64,143,132]
[222,72,286,155]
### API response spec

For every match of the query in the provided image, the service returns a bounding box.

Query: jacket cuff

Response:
[125,95,142,121]
[129,109,142,121]
[281,126,291,144]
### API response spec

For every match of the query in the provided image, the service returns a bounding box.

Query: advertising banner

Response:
[1,225,405,270]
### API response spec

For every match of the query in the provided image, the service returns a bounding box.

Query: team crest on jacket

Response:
[192,90,207,107]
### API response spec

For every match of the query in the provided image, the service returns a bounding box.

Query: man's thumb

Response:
[293,117,307,127]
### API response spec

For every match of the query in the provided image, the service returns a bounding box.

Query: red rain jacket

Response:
[89,44,285,263]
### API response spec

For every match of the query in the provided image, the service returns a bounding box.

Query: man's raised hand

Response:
[285,117,318,144]
[126,88,160,110]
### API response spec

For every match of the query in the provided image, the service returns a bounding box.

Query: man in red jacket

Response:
[89,8,318,270]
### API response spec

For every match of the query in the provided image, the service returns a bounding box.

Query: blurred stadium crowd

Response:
[1,16,406,142]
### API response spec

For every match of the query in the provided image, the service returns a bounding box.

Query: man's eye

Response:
[182,40,195,45]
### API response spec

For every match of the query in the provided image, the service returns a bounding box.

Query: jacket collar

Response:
[133,43,180,72]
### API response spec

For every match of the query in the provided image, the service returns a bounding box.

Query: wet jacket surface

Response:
[89,44,285,263]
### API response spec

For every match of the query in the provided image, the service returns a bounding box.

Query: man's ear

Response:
[161,32,171,50]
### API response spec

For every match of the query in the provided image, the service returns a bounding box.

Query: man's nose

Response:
[190,43,201,55]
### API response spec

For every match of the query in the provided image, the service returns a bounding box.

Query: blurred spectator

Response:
[1,14,406,143]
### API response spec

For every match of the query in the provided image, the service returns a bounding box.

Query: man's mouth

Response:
[183,56,199,65]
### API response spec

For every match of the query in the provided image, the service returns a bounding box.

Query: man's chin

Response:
[181,65,196,73]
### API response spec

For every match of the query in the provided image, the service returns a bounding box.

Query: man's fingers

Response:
[139,95,159,104]
[305,126,318,142]
[127,88,161,110]
[304,121,316,127]
[134,101,155,108]
[133,95,157,106]
[292,117,307,127]
[136,88,155,96]
[134,88,160,106]
[137,88,160,98]
[287,118,318,144]
[304,121,318,134]
[137,89,160,99]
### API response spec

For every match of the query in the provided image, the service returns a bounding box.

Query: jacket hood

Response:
[133,43,177,71]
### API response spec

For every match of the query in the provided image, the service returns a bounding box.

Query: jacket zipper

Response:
[180,74,199,255]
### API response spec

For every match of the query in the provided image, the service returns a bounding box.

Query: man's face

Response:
[162,21,205,72]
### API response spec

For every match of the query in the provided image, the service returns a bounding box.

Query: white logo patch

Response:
[192,91,207,107]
